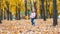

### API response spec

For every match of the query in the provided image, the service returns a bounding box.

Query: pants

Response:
[31,18,35,25]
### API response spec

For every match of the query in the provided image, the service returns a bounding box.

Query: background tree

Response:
[15,4,20,20]
[41,0,46,21]
[0,0,3,23]
[5,1,10,20]
[25,0,27,16]
[46,0,49,18]
[53,0,58,26]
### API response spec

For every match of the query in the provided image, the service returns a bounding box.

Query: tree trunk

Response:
[53,0,58,26]
[41,0,46,21]
[6,1,10,20]
[25,0,27,16]
[0,10,1,23]
[16,6,20,20]
[46,0,48,18]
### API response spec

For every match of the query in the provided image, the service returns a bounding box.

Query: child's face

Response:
[32,11,34,13]
[32,11,33,13]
